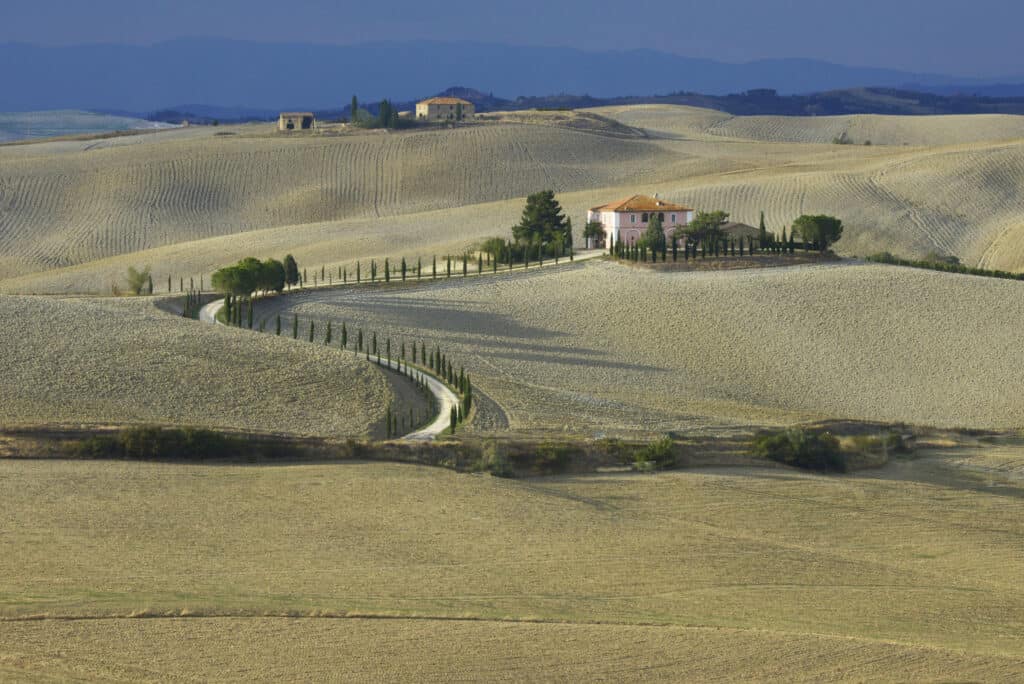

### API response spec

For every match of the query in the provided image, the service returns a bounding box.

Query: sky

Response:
[2,0,1021,79]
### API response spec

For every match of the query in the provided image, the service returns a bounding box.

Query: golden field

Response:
[3,105,1024,294]
[255,260,1024,436]
[2,105,1024,680]
[0,295,407,437]
[1,457,1022,680]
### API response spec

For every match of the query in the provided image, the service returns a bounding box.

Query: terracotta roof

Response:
[589,194,693,213]
[418,97,473,106]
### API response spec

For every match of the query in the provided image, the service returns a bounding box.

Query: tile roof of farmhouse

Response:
[590,195,693,213]
[418,97,473,105]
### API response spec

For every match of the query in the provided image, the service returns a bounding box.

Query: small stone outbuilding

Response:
[278,112,315,132]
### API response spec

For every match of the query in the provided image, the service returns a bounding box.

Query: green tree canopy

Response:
[681,210,729,245]
[513,190,570,247]
[793,214,844,252]
[212,257,287,297]
[583,220,606,240]
[643,213,666,252]
[125,265,151,295]
[283,254,299,286]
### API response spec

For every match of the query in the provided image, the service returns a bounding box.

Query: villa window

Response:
[630,214,636,223]
[671,214,676,223]
[659,213,665,221]
[642,213,649,222]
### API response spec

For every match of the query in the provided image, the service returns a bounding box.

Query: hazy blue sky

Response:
[3,0,1021,78]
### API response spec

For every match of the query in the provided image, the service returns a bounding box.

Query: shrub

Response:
[634,435,676,471]
[125,265,151,295]
[753,428,846,472]
[73,426,247,461]
[479,442,515,478]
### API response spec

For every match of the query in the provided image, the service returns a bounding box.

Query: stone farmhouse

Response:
[587,195,694,247]
[416,97,475,122]
[278,112,315,132]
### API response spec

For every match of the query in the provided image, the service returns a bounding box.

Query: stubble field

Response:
[254,259,1024,436]
[4,104,1024,294]
[0,295,403,437]
[1,458,1022,680]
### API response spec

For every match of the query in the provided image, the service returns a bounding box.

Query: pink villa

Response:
[586,194,694,247]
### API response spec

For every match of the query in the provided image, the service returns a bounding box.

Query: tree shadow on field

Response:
[308,295,563,341]
[481,347,664,374]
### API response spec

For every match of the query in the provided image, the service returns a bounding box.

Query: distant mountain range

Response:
[2,38,1023,114]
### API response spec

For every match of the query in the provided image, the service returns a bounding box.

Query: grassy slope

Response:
[1,459,1021,679]
[252,260,1024,435]
[0,295,405,437]
[3,106,1024,294]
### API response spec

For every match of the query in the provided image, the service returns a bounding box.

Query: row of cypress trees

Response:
[267,311,474,437]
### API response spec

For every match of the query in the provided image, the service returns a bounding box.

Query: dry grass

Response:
[0,458,1021,680]
[0,295,402,437]
[5,618,1024,682]
[3,105,1024,293]
[253,260,1024,436]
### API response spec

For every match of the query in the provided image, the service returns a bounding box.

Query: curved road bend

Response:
[198,298,458,441]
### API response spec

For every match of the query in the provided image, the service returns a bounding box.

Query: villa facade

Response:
[415,97,475,121]
[586,195,694,247]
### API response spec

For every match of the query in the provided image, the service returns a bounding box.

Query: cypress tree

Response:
[309,320,315,343]
[385,405,392,439]
[343,267,347,283]
[325,321,332,345]
[421,342,427,366]
[180,277,184,292]
[247,298,254,329]
[412,342,417,364]
[417,257,422,280]
[356,261,361,283]
[168,275,172,292]
[478,253,483,274]
[462,257,467,277]
[449,406,457,434]
[446,256,451,278]
[759,210,768,246]
[386,338,391,363]
[781,226,788,249]
[371,259,377,282]
[401,257,407,281]
[372,332,377,356]
[292,315,299,339]
[357,329,363,353]
[384,258,390,283]
[341,321,348,348]
[303,268,307,285]
[401,341,406,360]
[432,255,437,279]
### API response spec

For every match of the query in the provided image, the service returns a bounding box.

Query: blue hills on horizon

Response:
[2,38,1021,115]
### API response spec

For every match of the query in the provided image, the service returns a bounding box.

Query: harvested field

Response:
[0,295,403,437]
[6,618,1024,682]
[1,458,1022,680]
[256,260,1024,436]
[3,104,1024,294]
